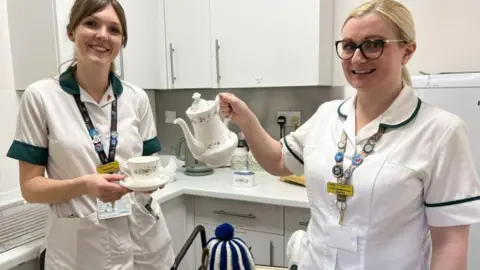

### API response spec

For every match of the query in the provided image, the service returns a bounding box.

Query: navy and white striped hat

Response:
[206,223,255,270]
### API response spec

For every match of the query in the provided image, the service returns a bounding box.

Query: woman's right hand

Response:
[218,93,255,126]
[84,174,130,203]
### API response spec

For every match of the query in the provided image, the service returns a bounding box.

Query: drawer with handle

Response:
[284,206,311,236]
[194,197,283,235]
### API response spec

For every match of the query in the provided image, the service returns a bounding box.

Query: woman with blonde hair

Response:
[219,0,480,269]
[7,0,174,269]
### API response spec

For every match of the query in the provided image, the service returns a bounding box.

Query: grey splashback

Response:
[153,86,344,155]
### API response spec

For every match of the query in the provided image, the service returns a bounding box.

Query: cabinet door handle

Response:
[299,221,309,226]
[169,43,176,85]
[213,210,256,219]
[269,241,274,266]
[215,39,221,84]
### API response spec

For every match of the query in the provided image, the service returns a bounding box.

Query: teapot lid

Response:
[188,92,214,113]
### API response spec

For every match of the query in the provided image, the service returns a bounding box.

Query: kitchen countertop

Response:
[154,167,309,208]
[0,164,308,269]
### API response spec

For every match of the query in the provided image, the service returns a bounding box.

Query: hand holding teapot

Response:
[173,93,239,168]
[217,93,256,127]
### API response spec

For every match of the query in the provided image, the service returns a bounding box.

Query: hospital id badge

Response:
[96,161,120,174]
[327,182,354,196]
[325,224,358,252]
[97,195,132,220]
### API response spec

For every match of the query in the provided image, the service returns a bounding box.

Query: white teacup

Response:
[120,156,162,184]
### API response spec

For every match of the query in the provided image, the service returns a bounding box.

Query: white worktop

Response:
[155,167,309,208]
[0,163,308,269]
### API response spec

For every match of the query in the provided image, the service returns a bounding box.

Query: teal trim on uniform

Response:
[59,65,123,95]
[337,99,350,120]
[380,98,422,129]
[6,140,48,166]
[425,195,480,207]
[282,137,304,165]
[336,97,422,129]
[143,137,162,156]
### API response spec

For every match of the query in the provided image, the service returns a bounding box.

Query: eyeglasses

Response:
[335,39,407,60]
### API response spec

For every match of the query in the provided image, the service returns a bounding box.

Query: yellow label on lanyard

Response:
[327,182,354,196]
[96,160,120,174]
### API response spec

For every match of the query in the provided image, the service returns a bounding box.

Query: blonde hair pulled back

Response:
[343,0,416,85]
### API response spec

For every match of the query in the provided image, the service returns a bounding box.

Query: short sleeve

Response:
[6,86,49,166]
[138,91,161,156]
[281,106,322,176]
[424,119,480,226]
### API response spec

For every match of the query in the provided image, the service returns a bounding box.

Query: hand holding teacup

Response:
[119,156,168,193]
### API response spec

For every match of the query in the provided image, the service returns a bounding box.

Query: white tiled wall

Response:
[0,0,22,207]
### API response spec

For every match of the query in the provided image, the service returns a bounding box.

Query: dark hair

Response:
[66,0,128,72]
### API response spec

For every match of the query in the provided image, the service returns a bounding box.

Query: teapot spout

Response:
[173,118,206,157]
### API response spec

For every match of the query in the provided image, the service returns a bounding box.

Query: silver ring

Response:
[336,201,347,211]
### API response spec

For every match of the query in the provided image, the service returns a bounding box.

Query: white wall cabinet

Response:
[163,0,334,89]
[210,0,333,88]
[119,0,167,89]
[8,0,333,90]
[163,0,213,89]
[6,0,164,90]
[7,0,60,90]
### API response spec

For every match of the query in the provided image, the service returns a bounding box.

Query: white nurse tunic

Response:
[7,67,174,269]
[281,84,480,270]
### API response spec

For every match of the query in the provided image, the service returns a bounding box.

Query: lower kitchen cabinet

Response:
[193,223,285,268]
[189,197,311,268]
[161,196,192,270]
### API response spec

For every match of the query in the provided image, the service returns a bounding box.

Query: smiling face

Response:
[67,1,127,70]
[340,12,415,92]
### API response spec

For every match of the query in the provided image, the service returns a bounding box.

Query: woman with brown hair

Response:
[7,0,174,269]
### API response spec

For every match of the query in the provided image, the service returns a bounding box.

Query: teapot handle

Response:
[215,94,231,125]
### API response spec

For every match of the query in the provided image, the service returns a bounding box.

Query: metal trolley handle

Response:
[170,224,209,270]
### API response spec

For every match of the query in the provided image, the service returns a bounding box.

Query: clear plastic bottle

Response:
[231,132,248,170]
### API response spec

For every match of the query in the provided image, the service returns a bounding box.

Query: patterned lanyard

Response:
[329,126,386,225]
[73,95,119,165]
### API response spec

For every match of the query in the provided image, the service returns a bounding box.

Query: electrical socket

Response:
[276,110,302,128]
[165,111,176,123]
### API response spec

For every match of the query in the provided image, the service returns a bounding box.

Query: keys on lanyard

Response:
[327,127,386,225]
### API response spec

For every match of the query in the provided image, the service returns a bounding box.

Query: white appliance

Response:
[412,72,480,270]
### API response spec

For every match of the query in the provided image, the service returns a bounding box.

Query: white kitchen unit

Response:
[210,0,333,88]
[192,197,285,267]
[118,0,168,89]
[161,195,197,270]
[191,197,311,268]
[212,0,334,88]
[163,0,213,89]
[412,72,480,270]
[6,0,166,90]
[163,0,334,89]
[7,0,59,90]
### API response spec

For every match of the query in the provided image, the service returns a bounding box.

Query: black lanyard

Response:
[73,94,119,165]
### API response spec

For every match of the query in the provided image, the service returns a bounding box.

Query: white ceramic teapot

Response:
[173,92,238,168]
